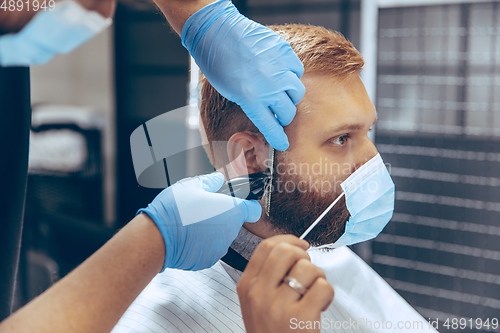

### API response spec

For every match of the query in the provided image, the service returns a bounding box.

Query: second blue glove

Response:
[138,172,262,272]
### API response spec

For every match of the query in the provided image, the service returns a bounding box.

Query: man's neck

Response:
[229,226,264,261]
[219,226,263,282]
[219,226,263,274]
[221,207,280,272]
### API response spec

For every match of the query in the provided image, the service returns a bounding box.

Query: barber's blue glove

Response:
[138,172,261,272]
[182,0,305,151]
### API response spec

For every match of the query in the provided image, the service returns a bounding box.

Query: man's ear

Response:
[227,132,269,177]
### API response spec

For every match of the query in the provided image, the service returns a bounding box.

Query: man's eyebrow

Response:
[325,112,378,136]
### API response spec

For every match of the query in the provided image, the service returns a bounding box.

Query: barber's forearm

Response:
[0,214,165,333]
[154,0,216,35]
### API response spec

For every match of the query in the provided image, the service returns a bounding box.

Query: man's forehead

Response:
[294,73,376,130]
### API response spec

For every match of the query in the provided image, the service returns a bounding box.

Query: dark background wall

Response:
[114,6,190,224]
[374,3,500,331]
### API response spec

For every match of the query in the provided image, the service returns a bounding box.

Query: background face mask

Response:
[301,153,395,249]
[0,0,111,66]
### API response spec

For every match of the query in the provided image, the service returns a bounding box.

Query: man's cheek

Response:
[342,162,355,176]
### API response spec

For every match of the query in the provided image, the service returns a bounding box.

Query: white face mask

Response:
[0,0,111,66]
[300,153,395,249]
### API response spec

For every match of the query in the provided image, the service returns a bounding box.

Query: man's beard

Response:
[265,152,350,247]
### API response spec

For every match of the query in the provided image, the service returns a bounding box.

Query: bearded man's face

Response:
[259,72,378,246]
[266,149,351,246]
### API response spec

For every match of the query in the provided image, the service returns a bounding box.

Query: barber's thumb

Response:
[241,199,262,223]
[200,172,225,192]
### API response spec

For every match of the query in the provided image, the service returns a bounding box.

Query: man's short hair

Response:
[200,24,364,168]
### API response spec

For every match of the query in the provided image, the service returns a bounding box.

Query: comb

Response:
[265,147,275,216]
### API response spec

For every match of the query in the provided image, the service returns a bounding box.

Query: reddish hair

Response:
[200,24,364,167]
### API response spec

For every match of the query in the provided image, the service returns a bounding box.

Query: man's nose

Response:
[352,136,378,172]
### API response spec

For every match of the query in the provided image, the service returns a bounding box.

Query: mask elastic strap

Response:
[299,192,345,240]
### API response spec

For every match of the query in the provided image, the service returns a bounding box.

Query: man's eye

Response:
[330,134,349,146]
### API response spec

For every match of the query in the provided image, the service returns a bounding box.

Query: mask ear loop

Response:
[264,147,275,216]
[299,192,345,240]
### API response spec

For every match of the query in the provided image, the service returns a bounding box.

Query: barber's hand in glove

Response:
[138,172,261,272]
[237,235,334,333]
[182,0,305,151]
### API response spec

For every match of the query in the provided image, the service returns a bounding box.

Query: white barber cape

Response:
[112,246,437,333]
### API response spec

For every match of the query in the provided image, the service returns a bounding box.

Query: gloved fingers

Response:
[173,186,257,227]
[240,199,262,222]
[198,172,226,192]
[270,92,297,127]
[243,104,289,151]
[283,48,305,78]
[203,197,261,225]
[287,77,306,106]
[274,71,306,106]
